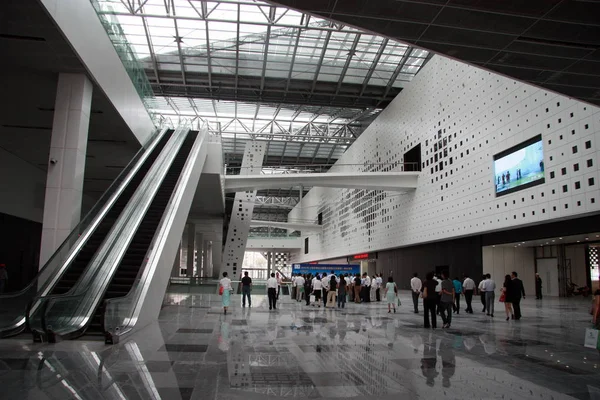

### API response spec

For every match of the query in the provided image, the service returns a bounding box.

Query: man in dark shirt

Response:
[535,273,543,299]
[509,271,526,320]
[439,270,455,329]
[241,271,252,307]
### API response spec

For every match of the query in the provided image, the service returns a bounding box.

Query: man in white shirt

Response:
[376,274,383,302]
[483,273,496,317]
[462,274,476,314]
[410,273,422,313]
[267,273,278,310]
[295,274,305,302]
[478,275,487,313]
[435,274,442,315]
[291,274,297,300]
[362,273,371,303]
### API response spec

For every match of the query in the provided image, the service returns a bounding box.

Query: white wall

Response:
[0,148,46,222]
[39,0,154,144]
[290,55,600,264]
[482,246,536,295]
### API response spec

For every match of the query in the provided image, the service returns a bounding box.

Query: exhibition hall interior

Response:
[1,0,600,399]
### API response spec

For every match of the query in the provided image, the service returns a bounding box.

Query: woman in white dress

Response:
[220,271,232,315]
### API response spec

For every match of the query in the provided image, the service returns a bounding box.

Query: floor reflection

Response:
[0,293,598,399]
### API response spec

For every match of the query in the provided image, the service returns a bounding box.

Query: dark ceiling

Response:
[269,0,600,106]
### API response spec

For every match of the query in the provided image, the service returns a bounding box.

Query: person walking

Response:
[241,271,252,307]
[354,274,362,303]
[384,276,398,313]
[535,273,543,299]
[304,274,312,306]
[509,271,526,320]
[267,273,278,310]
[452,277,463,314]
[326,274,338,307]
[362,273,371,303]
[291,273,297,300]
[376,274,383,302]
[462,274,475,313]
[439,271,455,328]
[478,275,488,313]
[220,272,232,315]
[435,273,442,315]
[338,275,347,308]
[483,274,496,317]
[311,275,323,307]
[422,272,438,329]
[296,274,305,302]
[370,275,378,302]
[500,274,514,321]
[0,264,7,294]
[410,273,422,313]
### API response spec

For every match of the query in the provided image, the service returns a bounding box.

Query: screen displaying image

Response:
[494,135,545,196]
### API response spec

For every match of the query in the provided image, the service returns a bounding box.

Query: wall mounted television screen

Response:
[494,135,545,197]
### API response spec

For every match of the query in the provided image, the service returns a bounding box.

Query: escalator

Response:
[24,126,208,343]
[86,131,198,335]
[50,130,174,296]
[0,129,174,338]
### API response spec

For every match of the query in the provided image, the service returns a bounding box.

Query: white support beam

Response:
[225,172,419,192]
[250,220,322,232]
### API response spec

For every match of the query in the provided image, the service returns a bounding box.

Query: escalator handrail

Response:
[0,127,169,338]
[30,126,193,337]
[104,127,207,338]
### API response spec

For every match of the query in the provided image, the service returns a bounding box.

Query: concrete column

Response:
[187,224,195,277]
[299,185,304,204]
[195,232,204,276]
[171,241,181,278]
[40,73,93,268]
[206,241,213,278]
[267,251,272,277]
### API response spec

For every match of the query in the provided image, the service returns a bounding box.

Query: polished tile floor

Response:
[1,292,599,399]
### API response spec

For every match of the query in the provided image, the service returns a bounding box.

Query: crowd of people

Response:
[218,269,530,327]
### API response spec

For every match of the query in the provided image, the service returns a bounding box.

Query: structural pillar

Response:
[195,232,204,276]
[171,241,181,278]
[40,73,93,269]
[267,251,272,278]
[299,185,304,205]
[187,224,195,277]
[205,241,213,278]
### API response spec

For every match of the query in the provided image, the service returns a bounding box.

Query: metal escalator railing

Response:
[104,127,207,342]
[28,126,193,341]
[0,127,171,338]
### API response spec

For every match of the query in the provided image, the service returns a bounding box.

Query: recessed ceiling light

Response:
[585,237,589,240]
[577,240,580,242]
[552,240,555,242]
[559,237,563,240]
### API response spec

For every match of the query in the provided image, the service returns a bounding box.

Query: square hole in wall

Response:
[573,145,578,154]
[574,163,579,172]
[589,178,595,186]
[575,181,581,190]
[561,167,567,175]
[585,140,592,149]
[562,185,568,193]
[587,159,593,167]
[577,201,582,206]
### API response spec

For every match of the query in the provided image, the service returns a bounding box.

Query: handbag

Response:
[397,297,402,307]
[219,286,224,295]
[499,292,505,302]
[310,294,316,303]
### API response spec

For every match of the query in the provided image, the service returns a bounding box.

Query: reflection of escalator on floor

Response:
[87,131,199,335]
[51,130,175,296]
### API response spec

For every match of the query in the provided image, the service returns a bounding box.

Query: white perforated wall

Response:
[290,55,600,263]
[222,142,266,279]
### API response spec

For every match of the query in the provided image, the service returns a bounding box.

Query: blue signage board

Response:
[291,263,361,276]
